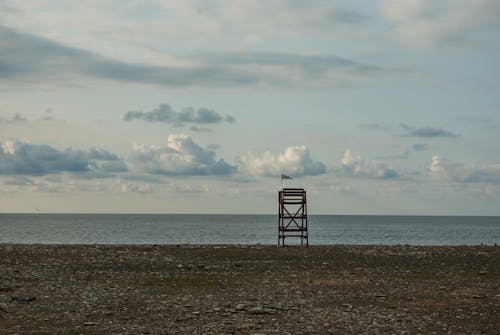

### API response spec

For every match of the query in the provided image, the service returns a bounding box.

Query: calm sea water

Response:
[0,214,499,245]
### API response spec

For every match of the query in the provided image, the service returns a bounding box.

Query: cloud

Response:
[4,176,35,186]
[400,123,459,138]
[380,0,500,48]
[329,9,369,24]
[0,140,127,176]
[2,176,65,193]
[130,134,236,176]
[462,164,500,184]
[359,122,459,139]
[217,2,370,29]
[337,149,399,179]
[0,25,256,87]
[202,51,388,78]
[378,143,430,161]
[123,103,235,127]
[238,145,326,178]
[428,155,500,184]
[0,113,27,124]
[429,155,450,181]
[0,24,397,89]
[118,181,154,194]
[412,143,429,151]
[454,116,500,131]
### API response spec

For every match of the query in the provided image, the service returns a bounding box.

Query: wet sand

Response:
[0,244,499,334]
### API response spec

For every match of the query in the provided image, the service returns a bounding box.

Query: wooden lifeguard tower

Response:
[278,188,308,247]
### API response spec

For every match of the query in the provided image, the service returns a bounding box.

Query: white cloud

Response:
[428,155,500,184]
[130,134,235,176]
[429,155,449,181]
[1,141,16,155]
[238,145,326,178]
[337,149,399,179]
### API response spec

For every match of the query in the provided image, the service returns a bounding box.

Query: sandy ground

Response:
[0,244,499,334]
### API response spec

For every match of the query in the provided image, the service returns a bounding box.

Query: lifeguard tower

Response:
[278,188,308,247]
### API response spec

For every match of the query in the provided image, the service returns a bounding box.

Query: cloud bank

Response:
[0,24,395,89]
[130,134,236,176]
[0,140,127,176]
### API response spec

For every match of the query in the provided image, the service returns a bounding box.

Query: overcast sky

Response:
[1,0,500,214]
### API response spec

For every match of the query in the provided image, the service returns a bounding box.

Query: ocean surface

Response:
[0,214,499,245]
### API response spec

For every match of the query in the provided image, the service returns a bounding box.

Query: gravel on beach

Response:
[0,244,499,334]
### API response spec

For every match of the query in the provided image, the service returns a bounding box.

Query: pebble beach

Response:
[1,244,499,334]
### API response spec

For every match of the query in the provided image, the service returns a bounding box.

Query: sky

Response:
[1,0,500,215]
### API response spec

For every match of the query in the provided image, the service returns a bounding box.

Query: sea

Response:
[1,214,499,246]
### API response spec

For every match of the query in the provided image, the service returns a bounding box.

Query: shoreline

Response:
[1,244,499,334]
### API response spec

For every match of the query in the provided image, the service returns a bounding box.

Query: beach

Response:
[0,244,499,334]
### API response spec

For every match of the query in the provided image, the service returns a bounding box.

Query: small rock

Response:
[236,303,246,311]
[342,304,352,310]
[0,295,11,304]
[267,303,282,310]
[249,307,264,314]
[0,304,8,313]
[83,322,97,326]
[249,307,276,315]
[21,296,36,302]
